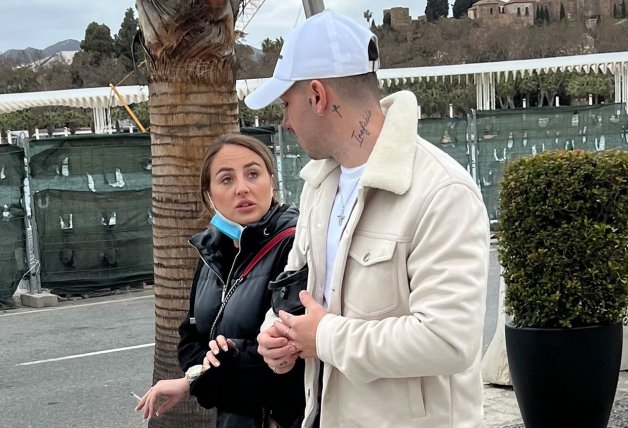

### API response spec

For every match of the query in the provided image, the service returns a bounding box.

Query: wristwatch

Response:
[184,364,205,386]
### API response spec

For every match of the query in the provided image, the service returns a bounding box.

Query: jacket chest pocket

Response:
[342,235,400,319]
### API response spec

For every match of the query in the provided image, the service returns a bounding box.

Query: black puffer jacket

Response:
[178,203,304,426]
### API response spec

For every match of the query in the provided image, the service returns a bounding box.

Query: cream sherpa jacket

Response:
[265,90,490,428]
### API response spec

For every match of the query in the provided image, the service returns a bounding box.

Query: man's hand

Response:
[258,322,299,374]
[135,378,189,420]
[278,290,327,359]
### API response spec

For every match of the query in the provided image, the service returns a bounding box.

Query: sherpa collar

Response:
[300,90,418,195]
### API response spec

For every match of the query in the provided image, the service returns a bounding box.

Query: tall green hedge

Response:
[500,150,628,328]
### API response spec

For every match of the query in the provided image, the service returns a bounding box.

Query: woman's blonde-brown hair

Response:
[199,133,276,216]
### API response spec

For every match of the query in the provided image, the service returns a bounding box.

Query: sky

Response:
[0,0,428,54]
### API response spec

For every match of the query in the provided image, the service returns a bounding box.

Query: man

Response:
[245,10,489,428]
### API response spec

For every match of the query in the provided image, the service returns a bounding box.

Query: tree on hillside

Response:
[535,5,551,24]
[135,0,239,426]
[560,3,566,20]
[0,62,38,94]
[426,0,449,22]
[115,8,141,73]
[70,51,126,87]
[622,0,626,18]
[35,58,73,91]
[79,22,116,66]
[453,0,472,19]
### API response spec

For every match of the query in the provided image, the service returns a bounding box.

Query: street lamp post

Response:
[302,0,325,17]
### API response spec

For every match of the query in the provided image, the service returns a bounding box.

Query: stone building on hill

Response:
[468,0,536,25]
[383,7,419,32]
[382,1,622,33]
[468,0,621,25]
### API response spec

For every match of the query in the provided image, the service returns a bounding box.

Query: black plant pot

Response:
[505,322,623,428]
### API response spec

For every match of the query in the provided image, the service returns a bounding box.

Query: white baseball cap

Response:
[244,10,379,110]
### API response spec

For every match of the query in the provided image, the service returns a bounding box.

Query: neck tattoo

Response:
[337,181,359,226]
[351,110,372,147]
[332,104,343,118]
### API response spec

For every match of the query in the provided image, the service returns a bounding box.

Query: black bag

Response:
[269,265,309,315]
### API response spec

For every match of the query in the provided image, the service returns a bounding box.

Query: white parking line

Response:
[17,343,155,366]
[0,295,153,317]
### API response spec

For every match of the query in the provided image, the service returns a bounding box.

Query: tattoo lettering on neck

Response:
[351,110,372,147]
[332,104,343,118]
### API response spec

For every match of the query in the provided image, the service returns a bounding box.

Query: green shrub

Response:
[500,150,628,328]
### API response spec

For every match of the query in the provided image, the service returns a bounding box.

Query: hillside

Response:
[1,39,80,65]
[236,17,628,79]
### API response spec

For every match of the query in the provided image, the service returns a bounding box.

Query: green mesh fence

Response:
[4,112,625,299]
[241,125,275,150]
[276,131,310,205]
[269,104,627,231]
[476,104,628,227]
[28,134,153,295]
[417,117,471,174]
[0,145,26,308]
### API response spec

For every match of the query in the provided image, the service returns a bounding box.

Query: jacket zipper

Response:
[189,242,225,289]
[208,228,247,340]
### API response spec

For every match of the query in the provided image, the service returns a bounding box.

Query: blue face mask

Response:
[211,210,244,241]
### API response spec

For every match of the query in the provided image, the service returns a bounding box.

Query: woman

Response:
[136,133,304,427]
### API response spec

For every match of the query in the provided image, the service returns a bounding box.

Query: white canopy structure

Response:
[237,51,628,111]
[1,51,627,134]
[0,85,150,134]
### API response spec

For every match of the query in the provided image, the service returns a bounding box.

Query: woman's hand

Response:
[203,335,237,369]
[135,378,189,420]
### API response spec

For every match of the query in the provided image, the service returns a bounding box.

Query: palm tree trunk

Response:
[137,1,239,426]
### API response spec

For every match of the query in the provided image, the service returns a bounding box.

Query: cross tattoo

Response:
[337,213,345,225]
[332,104,343,118]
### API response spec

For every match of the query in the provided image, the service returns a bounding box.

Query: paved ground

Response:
[1,289,154,428]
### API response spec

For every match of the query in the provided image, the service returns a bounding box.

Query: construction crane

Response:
[236,0,267,39]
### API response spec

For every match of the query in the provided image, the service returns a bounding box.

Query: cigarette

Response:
[130,392,142,401]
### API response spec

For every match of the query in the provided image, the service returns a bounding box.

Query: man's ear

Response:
[309,80,328,116]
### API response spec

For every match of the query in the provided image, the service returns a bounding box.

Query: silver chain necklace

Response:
[337,181,359,226]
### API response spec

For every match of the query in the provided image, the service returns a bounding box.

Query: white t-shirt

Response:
[323,164,365,308]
